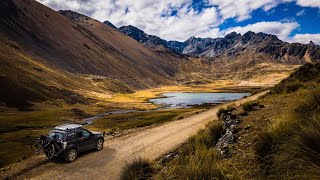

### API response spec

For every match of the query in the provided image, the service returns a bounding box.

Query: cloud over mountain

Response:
[37,0,320,43]
[226,21,300,41]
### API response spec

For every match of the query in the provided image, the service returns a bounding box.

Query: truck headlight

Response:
[62,142,67,150]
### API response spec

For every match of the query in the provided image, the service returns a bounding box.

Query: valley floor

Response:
[0,91,268,180]
[0,80,266,168]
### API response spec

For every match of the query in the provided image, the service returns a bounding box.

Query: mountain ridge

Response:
[59,10,320,64]
[117,24,320,63]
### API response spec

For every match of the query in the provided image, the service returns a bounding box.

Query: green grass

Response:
[155,121,239,179]
[0,128,49,167]
[88,108,204,133]
[0,104,89,168]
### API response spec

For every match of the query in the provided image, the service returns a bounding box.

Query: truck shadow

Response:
[50,147,115,164]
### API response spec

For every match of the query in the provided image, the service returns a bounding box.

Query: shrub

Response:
[241,101,259,112]
[217,108,226,118]
[196,122,224,148]
[120,158,154,180]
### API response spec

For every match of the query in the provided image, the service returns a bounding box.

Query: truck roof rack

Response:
[54,124,82,131]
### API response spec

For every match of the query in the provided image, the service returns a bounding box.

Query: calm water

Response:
[149,92,251,108]
[83,92,250,124]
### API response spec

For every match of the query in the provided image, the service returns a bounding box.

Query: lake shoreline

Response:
[84,92,251,125]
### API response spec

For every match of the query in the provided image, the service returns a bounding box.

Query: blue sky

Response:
[219,2,320,35]
[38,0,320,44]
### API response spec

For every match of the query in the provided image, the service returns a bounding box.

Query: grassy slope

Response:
[122,63,320,179]
[0,0,182,94]
[88,107,206,133]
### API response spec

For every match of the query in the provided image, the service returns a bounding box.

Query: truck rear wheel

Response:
[65,149,77,162]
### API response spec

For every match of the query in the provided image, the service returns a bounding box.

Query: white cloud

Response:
[207,0,319,22]
[296,10,305,16]
[37,0,221,41]
[291,34,320,44]
[206,0,283,21]
[226,21,300,41]
[36,0,318,43]
[296,0,320,8]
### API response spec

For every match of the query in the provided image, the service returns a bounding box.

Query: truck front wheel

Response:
[96,139,104,151]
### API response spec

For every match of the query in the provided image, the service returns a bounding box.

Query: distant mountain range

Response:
[102,20,320,64]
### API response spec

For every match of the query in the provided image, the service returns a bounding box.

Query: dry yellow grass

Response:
[104,80,266,108]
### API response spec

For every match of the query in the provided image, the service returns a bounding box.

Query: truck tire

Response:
[65,148,77,162]
[96,139,104,151]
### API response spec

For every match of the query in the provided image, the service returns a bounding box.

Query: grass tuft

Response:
[120,158,154,180]
[217,108,227,118]
[254,88,320,179]
[241,101,259,112]
[155,121,240,179]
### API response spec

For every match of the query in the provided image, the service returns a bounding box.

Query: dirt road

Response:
[17,91,268,180]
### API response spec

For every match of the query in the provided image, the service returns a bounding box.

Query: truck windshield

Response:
[48,131,64,141]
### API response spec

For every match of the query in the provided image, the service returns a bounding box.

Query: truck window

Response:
[80,130,90,138]
[66,132,76,141]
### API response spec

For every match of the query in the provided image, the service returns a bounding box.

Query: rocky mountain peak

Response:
[103,20,117,29]
[118,25,169,49]
[309,41,316,45]
[225,32,241,40]
[184,36,201,44]
[107,23,320,62]
[58,10,89,21]
[118,25,147,42]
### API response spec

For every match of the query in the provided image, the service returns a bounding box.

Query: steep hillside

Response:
[0,0,188,107]
[0,36,87,108]
[118,25,320,64]
[0,0,185,87]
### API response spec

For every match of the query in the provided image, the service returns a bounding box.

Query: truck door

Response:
[78,129,94,151]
